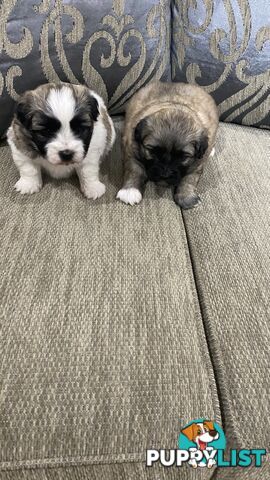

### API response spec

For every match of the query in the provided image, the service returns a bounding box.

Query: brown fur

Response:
[100,106,113,153]
[121,81,219,208]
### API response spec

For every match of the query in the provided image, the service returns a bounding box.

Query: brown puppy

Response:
[117,81,218,209]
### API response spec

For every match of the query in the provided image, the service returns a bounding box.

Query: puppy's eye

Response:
[70,116,91,133]
[33,126,55,137]
[181,154,195,165]
[174,150,189,159]
[145,145,165,155]
[144,145,155,152]
[33,117,61,135]
[197,429,202,435]
[39,127,53,134]
[182,156,192,163]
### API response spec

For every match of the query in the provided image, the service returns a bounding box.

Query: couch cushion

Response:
[0,0,171,137]
[171,0,270,128]
[182,123,270,478]
[0,118,220,479]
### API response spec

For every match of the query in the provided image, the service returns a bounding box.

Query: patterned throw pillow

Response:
[172,0,270,128]
[0,0,171,137]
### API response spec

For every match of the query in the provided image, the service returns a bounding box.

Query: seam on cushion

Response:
[181,211,247,455]
[0,457,218,478]
[170,0,177,81]
[0,455,143,471]
[180,211,235,480]
[175,209,222,430]
[0,454,270,480]
[180,210,225,433]
[176,210,222,480]
[180,122,270,454]
[169,0,174,80]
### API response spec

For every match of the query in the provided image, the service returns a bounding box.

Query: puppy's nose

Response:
[161,168,171,179]
[59,149,74,162]
[209,429,217,437]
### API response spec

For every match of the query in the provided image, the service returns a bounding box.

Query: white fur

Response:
[90,90,116,149]
[14,176,42,194]
[36,157,75,179]
[45,87,85,166]
[210,147,215,158]
[7,139,42,194]
[8,87,116,198]
[76,101,109,199]
[117,188,142,205]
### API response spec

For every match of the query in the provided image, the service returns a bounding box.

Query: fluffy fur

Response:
[7,83,115,199]
[117,81,219,209]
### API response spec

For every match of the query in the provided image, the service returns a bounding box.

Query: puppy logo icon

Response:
[178,418,226,468]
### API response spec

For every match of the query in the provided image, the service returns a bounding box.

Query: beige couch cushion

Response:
[0,119,219,479]
[183,123,270,479]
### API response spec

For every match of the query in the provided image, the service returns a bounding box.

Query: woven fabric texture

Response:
[0,119,220,478]
[0,462,218,480]
[172,0,270,128]
[0,0,171,137]
[183,123,270,478]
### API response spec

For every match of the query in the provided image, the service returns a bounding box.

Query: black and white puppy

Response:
[7,83,115,199]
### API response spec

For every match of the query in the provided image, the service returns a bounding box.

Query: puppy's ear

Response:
[181,424,196,442]
[204,420,215,431]
[194,133,208,159]
[15,95,33,129]
[88,95,99,122]
[134,118,147,143]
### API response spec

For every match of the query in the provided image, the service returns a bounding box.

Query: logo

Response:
[178,418,225,468]
[146,418,267,469]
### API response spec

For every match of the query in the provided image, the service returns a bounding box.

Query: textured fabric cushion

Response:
[0,118,220,478]
[0,0,170,137]
[182,123,270,479]
[172,0,270,128]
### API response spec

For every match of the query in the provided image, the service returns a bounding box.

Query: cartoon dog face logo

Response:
[178,419,226,469]
[181,421,219,450]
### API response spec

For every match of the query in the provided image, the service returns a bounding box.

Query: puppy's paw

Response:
[188,459,198,469]
[82,181,106,200]
[174,193,201,210]
[207,458,216,468]
[15,177,42,195]
[117,188,142,206]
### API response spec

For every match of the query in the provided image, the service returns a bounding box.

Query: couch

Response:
[0,1,269,479]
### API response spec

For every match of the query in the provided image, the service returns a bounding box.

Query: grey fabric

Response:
[0,0,171,137]
[182,123,270,478]
[0,463,216,480]
[0,118,220,478]
[172,0,270,128]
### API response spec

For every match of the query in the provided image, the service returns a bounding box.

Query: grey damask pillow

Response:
[0,0,170,137]
[172,0,270,128]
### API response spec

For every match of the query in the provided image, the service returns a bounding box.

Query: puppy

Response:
[182,421,219,468]
[117,81,218,209]
[7,83,115,199]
